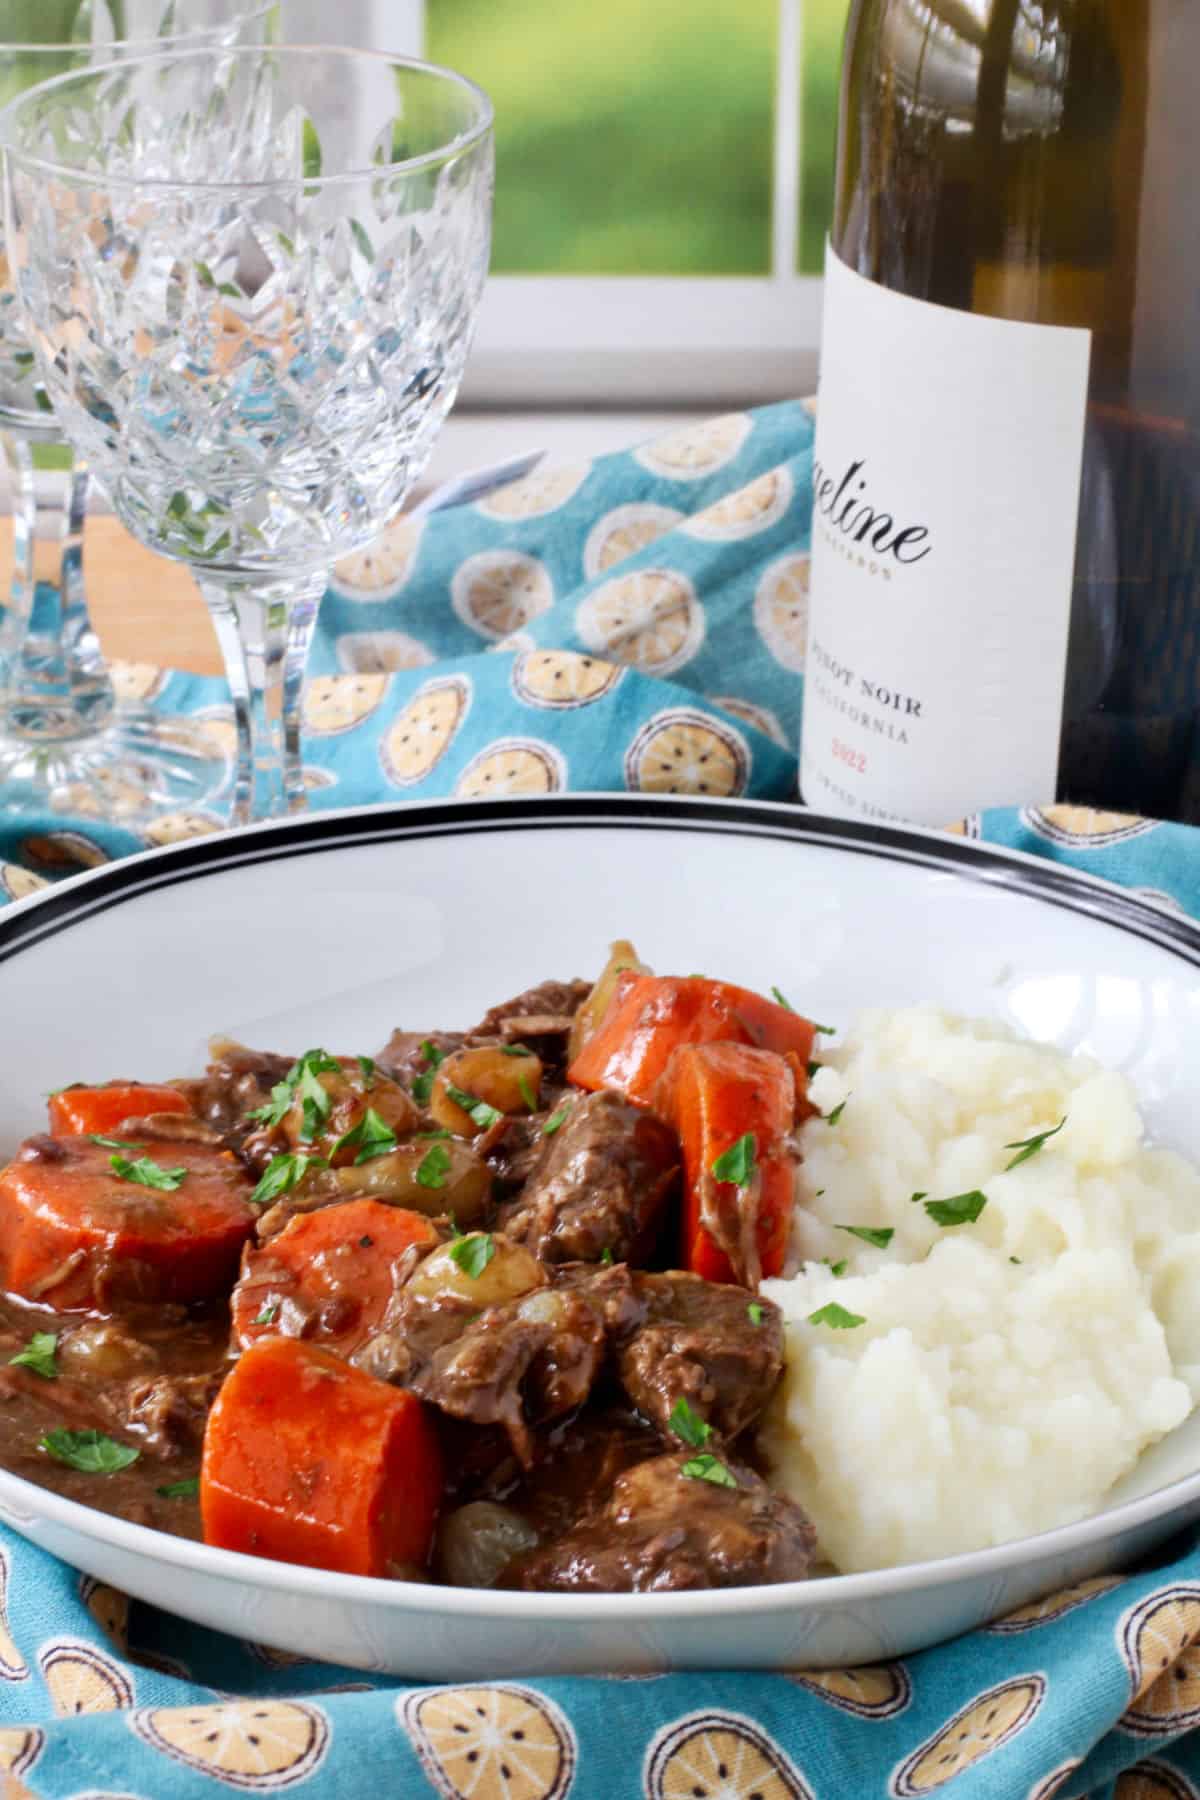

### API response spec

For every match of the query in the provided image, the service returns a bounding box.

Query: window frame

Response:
[288,0,826,405]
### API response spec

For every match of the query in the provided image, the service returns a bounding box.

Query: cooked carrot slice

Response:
[0,1136,255,1311]
[201,1336,443,1577]
[568,975,816,1111]
[670,1041,797,1285]
[48,1084,191,1137]
[230,1200,439,1360]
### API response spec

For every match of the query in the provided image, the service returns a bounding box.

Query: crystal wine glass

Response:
[0,1,277,825]
[4,43,494,824]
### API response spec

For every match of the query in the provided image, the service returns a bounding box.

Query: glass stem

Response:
[0,433,113,743]
[199,571,325,826]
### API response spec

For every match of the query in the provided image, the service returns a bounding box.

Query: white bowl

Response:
[2,794,1199,1677]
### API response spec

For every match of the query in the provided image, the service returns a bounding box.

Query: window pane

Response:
[426,0,777,275]
[799,0,849,272]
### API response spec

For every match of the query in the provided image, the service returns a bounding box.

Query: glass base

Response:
[0,708,229,832]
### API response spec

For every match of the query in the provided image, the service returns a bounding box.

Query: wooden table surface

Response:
[72,516,224,676]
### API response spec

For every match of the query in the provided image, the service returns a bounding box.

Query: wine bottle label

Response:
[800,244,1092,826]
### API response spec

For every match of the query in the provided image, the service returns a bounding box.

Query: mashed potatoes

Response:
[760,1007,1200,1573]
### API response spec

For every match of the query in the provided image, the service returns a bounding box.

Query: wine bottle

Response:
[800,0,1200,826]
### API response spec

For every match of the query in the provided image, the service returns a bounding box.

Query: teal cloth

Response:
[3,399,1200,1796]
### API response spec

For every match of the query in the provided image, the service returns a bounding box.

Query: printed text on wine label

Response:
[812,456,932,564]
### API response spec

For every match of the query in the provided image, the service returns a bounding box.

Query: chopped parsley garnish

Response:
[812,1022,835,1035]
[517,1074,538,1111]
[331,1107,398,1165]
[806,1061,821,1079]
[356,1055,376,1087]
[910,1191,928,1204]
[836,1224,894,1249]
[1009,1256,1022,1265]
[681,1453,737,1489]
[808,1302,866,1329]
[770,985,794,1011]
[417,1128,453,1140]
[747,1302,764,1326]
[253,1303,279,1325]
[600,1247,614,1266]
[295,1061,334,1141]
[711,1131,757,1185]
[825,1099,847,1126]
[156,1476,199,1499]
[822,1258,849,1277]
[924,1190,988,1228]
[447,1233,497,1280]
[499,1044,534,1058]
[542,1107,570,1136]
[411,1040,446,1105]
[248,1048,340,1131]
[668,1397,712,1449]
[109,1154,187,1191]
[10,1332,57,1380]
[247,1080,294,1130]
[416,1144,452,1190]
[250,1151,326,1209]
[89,1134,144,1151]
[445,1083,504,1131]
[1004,1117,1067,1171]
[41,1429,139,1474]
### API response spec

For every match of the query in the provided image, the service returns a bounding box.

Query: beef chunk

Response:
[171,1039,294,1139]
[616,1271,784,1441]
[376,1029,465,1091]
[499,1091,678,1265]
[504,1451,816,1592]
[361,1285,605,1466]
[117,1371,223,1458]
[470,979,590,1044]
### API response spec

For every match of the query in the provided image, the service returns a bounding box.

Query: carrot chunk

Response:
[0,1136,255,1311]
[48,1084,191,1137]
[201,1336,443,1577]
[567,975,816,1111]
[670,1041,797,1285]
[230,1200,439,1360]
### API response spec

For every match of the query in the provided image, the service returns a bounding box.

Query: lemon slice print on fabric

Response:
[477,461,591,521]
[400,1683,577,1800]
[330,514,424,601]
[0,1553,25,1680]
[191,706,238,765]
[141,811,224,849]
[380,675,472,789]
[21,831,109,871]
[711,695,789,748]
[0,863,47,903]
[576,568,704,676]
[335,631,434,675]
[788,1663,911,1720]
[645,1710,811,1800]
[889,1676,1046,1796]
[1027,1760,1084,1800]
[1115,1761,1200,1800]
[451,550,555,642]
[1020,805,1157,848]
[1120,1587,1200,1737]
[244,1642,309,1670]
[455,738,566,800]
[79,1577,130,1654]
[301,672,390,738]
[0,1727,42,1777]
[754,553,810,674]
[512,649,623,711]
[625,709,750,798]
[989,1575,1124,1633]
[682,467,794,541]
[634,413,752,480]
[128,1645,193,1682]
[109,660,167,705]
[39,1639,134,1715]
[132,1700,330,1789]
[582,503,684,579]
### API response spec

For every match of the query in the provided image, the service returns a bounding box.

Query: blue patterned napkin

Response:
[4,400,1200,1797]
